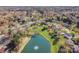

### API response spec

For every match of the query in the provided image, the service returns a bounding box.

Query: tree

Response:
[52,37,59,45]
[41,27,47,31]
[57,16,61,21]
[76,22,79,28]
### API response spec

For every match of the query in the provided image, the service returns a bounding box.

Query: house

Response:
[64,33,72,39]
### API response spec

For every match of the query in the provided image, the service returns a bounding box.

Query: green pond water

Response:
[22,34,51,53]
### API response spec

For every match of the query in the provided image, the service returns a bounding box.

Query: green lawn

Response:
[51,43,60,53]
[39,30,52,42]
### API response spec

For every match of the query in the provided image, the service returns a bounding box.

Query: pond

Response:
[22,34,51,53]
